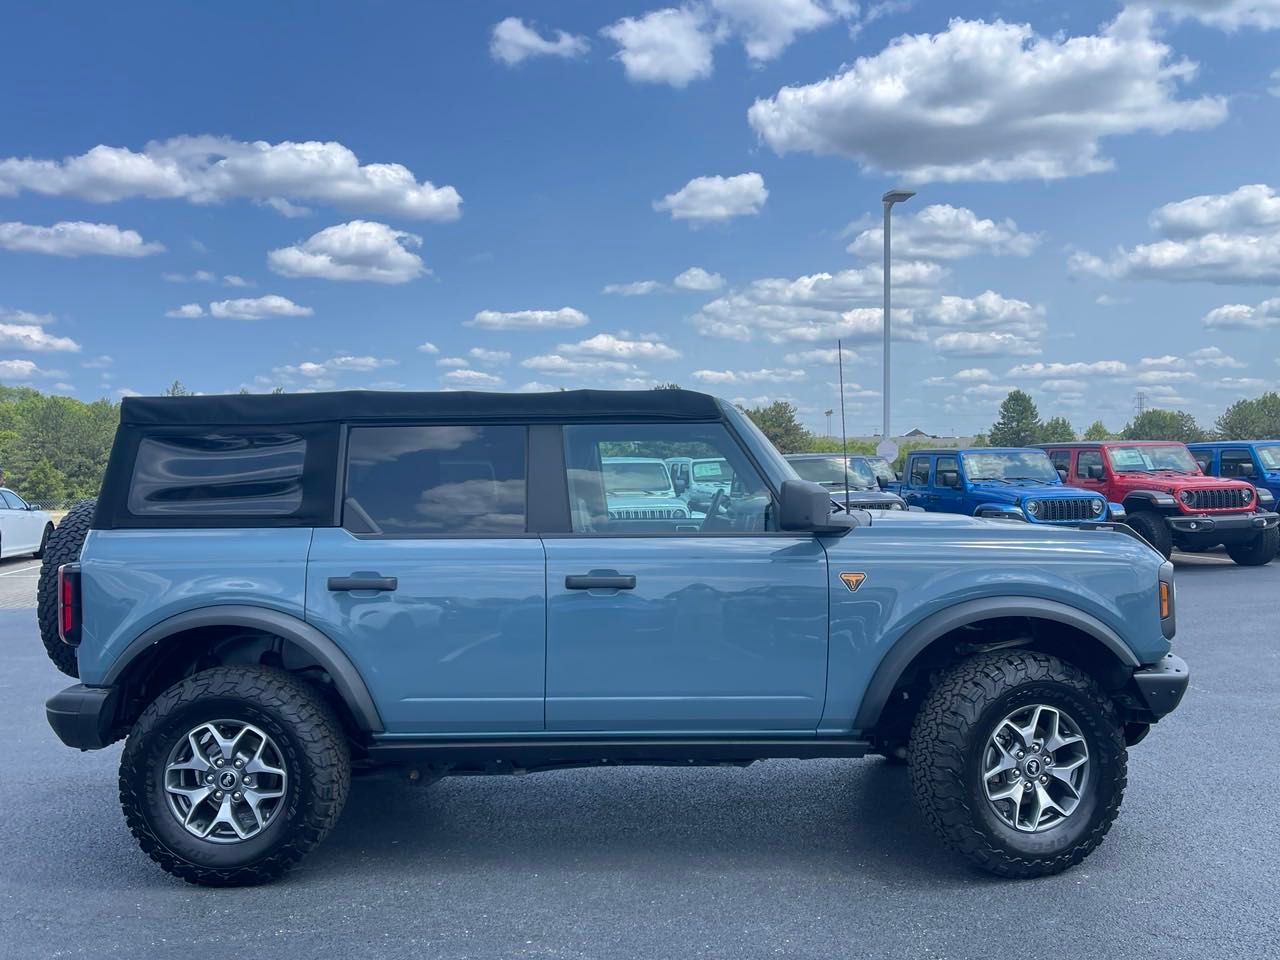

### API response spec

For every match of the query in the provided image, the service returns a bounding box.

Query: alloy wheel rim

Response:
[982,703,1090,833]
[163,720,289,843]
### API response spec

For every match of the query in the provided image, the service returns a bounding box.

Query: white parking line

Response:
[0,561,41,577]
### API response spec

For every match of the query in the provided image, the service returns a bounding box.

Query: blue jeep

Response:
[40,390,1185,885]
[1187,441,1280,507]
[901,447,1122,524]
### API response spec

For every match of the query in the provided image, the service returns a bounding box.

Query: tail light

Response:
[57,563,82,646]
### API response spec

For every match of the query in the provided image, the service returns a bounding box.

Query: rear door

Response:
[901,454,934,509]
[542,420,829,733]
[305,423,546,735]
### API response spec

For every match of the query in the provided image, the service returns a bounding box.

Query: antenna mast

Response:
[838,340,850,512]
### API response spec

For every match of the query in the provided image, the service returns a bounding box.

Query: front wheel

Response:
[1126,510,1173,559]
[909,651,1127,878]
[1226,525,1279,566]
[119,666,351,886]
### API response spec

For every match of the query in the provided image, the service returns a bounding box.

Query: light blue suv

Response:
[41,389,1187,885]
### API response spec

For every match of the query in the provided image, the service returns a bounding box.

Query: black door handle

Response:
[328,575,398,592]
[565,574,636,590]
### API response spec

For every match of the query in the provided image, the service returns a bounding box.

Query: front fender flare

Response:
[101,604,384,733]
[1122,490,1178,510]
[851,596,1140,733]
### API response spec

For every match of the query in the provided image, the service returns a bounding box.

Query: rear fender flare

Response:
[851,596,1140,732]
[102,604,383,732]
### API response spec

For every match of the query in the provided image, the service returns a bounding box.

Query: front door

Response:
[543,421,830,733]
[305,423,546,735]
[933,455,964,514]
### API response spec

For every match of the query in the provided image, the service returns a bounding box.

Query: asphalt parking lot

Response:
[2,552,1277,960]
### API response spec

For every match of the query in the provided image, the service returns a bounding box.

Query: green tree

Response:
[164,380,191,397]
[1122,408,1204,442]
[969,432,989,447]
[1037,416,1076,443]
[987,390,1041,447]
[1216,392,1280,439]
[22,457,67,505]
[741,401,812,453]
[1083,420,1113,441]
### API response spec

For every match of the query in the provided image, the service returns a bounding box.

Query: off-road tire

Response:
[1226,525,1279,566]
[1126,510,1173,560]
[908,651,1127,878]
[35,498,97,678]
[119,666,351,886]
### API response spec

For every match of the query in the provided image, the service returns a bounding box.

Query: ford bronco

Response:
[899,448,1122,525]
[41,390,1187,885]
[1039,440,1278,564]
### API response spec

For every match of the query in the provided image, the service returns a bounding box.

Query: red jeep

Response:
[1037,440,1280,564]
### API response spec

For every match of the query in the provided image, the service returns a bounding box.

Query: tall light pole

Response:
[879,189,915,460]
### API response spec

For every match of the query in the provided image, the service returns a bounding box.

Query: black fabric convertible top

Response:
[119,388,724,427]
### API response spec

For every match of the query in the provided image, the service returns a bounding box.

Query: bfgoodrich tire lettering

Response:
[35,498,97,678]
[119,666,350,886]
[908,651,1127,878]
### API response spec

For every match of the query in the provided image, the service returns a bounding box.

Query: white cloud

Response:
[847,204,1040,260]
[268,220,425,284]
[933,332,1041,358]
[0,307,55,325]
[0,324,80,352]
[466,307,588,330]
[1139,355,1187,369]
[747,11,1226,182]
[1189,346,1246,368]
[491,17,589,65]
[208,295,313,320]
[116,387,142,398]
[710,0,851,62]
[515,381,563,393]
[1132,0,1280,30]
[223,274,250,287]
[654,172,767,223]
[273,355,395,379]
[437,357,469,369]
[1206,376,1270,391]
[601,7,717,87]
[1007,360,1129,378]
[468,347,511,365]
[782,346,859,366]
[1203,298,1280,329]
[417,341,439,354]
[603,280,663,295]
[163,269,216,283]
[1095,293,1130,306]
[0,136,462,220]
[0,221,163,257]
[1040,378,1089,393]
[1150,184,1280,236]
[444,368,504,387]
[260,196,311,218]
[82,355,113,368]
[692,367,808,384]
[165,303,205,318]
[0,358,52,380]
[1271,67,1280,96]
[521,354,641,377]
[673,266,724,290]
[559,332,681,360]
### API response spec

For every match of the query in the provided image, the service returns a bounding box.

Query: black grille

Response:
[847,500,900,511]
[1033,498,1095,523]
[608,507,688,520]
[1185,487,1249,511]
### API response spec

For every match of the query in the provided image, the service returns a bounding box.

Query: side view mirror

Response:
[672,476,687,494]
[778,479,854,534]
[937,470,960,489]
[875,476,888,490]
[1056,467,1068,481]
[1088,465,1105,480]
[895,470,904,481]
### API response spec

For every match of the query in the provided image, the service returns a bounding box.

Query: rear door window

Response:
[1048,450,1071,475]
[1076,450,1103,479]
[343,425,527,536]
[1191,449,1213,473]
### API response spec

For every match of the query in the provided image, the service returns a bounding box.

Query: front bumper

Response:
[1166,510,1278,541]
[1131,653,1190,720]
[46,684,121,750]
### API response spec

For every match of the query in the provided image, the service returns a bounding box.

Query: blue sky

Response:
[1,0,1278,435]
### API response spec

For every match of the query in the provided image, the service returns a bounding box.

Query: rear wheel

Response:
[909,651,1127,878]
[119,665,351,886]
[1226,525,1279,566]
[1126,510,1173,559]
[35,498,97,678]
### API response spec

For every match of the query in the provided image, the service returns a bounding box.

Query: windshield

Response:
[1107,444,1199,473]
[860,456,896,484]
[960,450,1059,483]
[789,456,875,488]
[1258,445,1280,471]
[692,459,734,483]
[602,460,672,494]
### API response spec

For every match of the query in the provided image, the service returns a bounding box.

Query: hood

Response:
[969,481,1098,502]
[606,493,685,510]
[1112,472,1253,492]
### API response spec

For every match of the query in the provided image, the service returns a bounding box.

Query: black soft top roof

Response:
[119,389,725,427]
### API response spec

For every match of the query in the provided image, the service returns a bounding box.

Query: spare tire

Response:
[36,498,97,678]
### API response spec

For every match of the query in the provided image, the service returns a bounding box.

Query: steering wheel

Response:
[703,488,729,530]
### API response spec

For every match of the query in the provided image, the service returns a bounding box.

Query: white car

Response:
[0,487,54,558]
